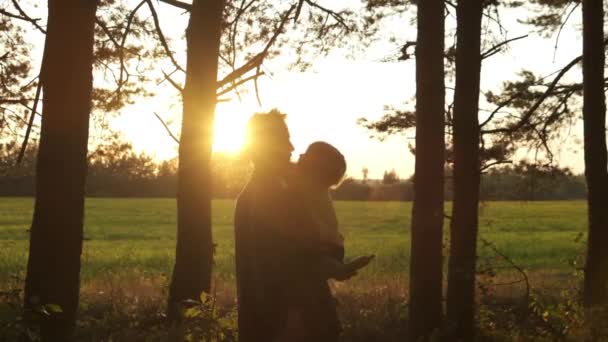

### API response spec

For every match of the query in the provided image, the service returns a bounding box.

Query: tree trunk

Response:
[23,0,98,340]
[167,0,225,320]
[408,0,445,340]
[582,0,608,308]
[446,0,483,339]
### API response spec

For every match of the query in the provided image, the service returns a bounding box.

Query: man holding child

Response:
[234,109,373,342]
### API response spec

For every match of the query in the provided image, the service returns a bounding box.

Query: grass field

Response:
[0,198,593,340]
[0,198,587,292]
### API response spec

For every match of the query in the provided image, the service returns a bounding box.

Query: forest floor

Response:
[0,198,592,341]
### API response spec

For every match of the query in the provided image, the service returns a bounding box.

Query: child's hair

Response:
[300,141,346,187]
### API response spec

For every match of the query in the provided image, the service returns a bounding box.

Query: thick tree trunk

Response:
[167,0,225,320]
[446,0,483,339]
[408,0,445,340]
[22,0,98,340]
[582,0,608,308]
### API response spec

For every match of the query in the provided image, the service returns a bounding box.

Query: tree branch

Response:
[481,55,582,135]
[218,4,295,88]
[95,18,120,49]
[9,0,46,34]
[481,34,528,60]
[116,0,147,100]
[158,0,191,11]
[153,112,180,144]
[304,0,351,31]
[161,69,184,93]
[217,70,264,97]
[479,238,530,306]
[480,160,512,173]
[145,0,185,73]
[17,74,42,165]
[552,2,580,62]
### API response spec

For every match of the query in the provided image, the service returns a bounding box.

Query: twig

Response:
[304,0,351,32]
[95,19,120,49]
[117,0,147,99]
[480,160,512,173]
[483,37,608,133]
[481,55,582,135]
[481,34,528,59]
[17,74,42,165]
[153,112,180,144]
[145,0,185,73]
[254,65,263,106]
[217,71,264,97]
[9,0,46,34]
[552,3,580,63]
[217,4,295,88]
[294,0,305,22]
[160,69,184,92]
[480,238,530,304]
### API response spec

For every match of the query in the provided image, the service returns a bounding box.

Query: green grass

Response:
[0,198,588,290]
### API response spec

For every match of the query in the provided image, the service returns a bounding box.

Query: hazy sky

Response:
[17,1,588,179]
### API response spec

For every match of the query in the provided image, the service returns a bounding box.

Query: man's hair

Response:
[303,141,347,187]
[245,108,287,148]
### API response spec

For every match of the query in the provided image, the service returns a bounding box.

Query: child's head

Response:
[297,142,346,188]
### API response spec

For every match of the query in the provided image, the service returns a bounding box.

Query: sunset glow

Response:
[212,112,247,154]
[211,101,255,155]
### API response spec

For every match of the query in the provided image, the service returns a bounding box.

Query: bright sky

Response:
[19,1,588,179]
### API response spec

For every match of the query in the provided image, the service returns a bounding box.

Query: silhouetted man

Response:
[234,110,296,342]
[235,110,357,342]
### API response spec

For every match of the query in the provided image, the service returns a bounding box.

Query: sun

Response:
[212,105,249,154]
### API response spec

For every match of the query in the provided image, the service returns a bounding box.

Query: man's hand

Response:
[344,255,375,274]
[321,258,356,281]
[325,255,375,281]
[333,262,358,281]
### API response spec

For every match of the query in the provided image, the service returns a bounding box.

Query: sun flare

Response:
[212,105,249,155]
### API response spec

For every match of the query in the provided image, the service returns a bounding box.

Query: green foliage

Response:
[169,293,237,342]
[480,161,586,201]
[0,288,33,341]
[0,286,69,342]
[357,107,416,139]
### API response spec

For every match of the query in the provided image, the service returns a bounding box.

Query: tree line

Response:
[1,140,587,201]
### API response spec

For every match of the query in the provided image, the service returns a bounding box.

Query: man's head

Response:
[245,109,294,171]
[298,141,346,188]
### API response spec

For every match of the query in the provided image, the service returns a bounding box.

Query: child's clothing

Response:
[308,189,345,262]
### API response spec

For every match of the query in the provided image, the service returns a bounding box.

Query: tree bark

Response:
[167,0,225,320]
[408,0,445,340]
[582,0,608,308]
[446,0,483,339]
[23,0,98,340]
